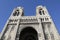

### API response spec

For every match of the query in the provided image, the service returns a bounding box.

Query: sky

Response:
[0,0,60,34]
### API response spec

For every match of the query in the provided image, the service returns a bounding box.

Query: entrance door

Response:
[19,27,38,40]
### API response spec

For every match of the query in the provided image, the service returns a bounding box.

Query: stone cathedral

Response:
[0,5,60,40]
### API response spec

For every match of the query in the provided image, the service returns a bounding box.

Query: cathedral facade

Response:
[0,5,60,40]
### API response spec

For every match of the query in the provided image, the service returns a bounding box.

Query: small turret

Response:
[10,7,24,17]
[36,5,50,16]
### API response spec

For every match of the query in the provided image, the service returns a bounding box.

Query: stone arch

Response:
[19,27,38,40]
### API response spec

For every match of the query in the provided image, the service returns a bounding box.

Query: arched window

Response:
[39,8,42,15]
[13,10,19,16]
[39,8,45,15]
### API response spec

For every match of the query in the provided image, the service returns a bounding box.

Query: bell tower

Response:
[36,5,60,40]
[0,7,24,40]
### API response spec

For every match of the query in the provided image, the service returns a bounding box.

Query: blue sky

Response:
[0,0,60,34]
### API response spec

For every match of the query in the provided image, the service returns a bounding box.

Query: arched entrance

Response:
[19,27,38,40]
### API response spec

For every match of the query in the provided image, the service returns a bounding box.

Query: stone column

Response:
[43,23,51,40]
[37,18,45,40]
